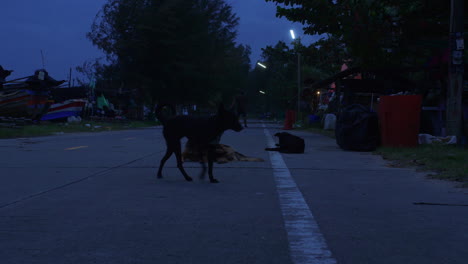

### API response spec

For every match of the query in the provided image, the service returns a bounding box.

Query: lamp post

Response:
[256,62,268,113]
[446,0,464,143]
[290,30,301,123]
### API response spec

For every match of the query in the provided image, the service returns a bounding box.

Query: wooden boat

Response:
[41,99,87,121]
[0,88,50,120]
[0,69,66,120]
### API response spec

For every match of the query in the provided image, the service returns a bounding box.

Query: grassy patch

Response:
[299,123,467,187]
[0,120,160,139]
[375,144,468,187]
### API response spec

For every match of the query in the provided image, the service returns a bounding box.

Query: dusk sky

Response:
[0,0,320,83]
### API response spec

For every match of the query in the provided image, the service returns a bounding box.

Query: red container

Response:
[283,110,296,130]
[378,95,422,147]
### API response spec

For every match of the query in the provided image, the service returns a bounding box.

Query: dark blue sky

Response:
[0,0,319,82]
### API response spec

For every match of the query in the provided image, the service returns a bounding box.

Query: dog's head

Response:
[274,132,288,138]
[217,104,243,132]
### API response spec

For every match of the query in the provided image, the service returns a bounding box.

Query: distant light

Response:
[259,90,266,94]
[317,91,321,95]
[257,62,267,69]
[290,29,296,40]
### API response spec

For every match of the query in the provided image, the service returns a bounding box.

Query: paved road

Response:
[0,122,467,264]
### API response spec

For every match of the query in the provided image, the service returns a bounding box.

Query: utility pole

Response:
[290,30,302,125]
[40,50,46,69]
[297,53,301,123]
[446,0,464,142]
[69,68,72,88]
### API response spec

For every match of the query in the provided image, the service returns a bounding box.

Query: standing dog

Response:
[155,104,243,183]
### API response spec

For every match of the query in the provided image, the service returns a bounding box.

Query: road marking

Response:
[65,146,88,151]
[263,126,337,264]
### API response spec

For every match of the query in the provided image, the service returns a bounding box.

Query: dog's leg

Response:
[207,145,219,183]
[157,147,173,178]
[174,142,193,182]
[198,150,207,179]
[199,162,207,179]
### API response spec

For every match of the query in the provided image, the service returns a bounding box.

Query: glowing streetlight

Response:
[257,63,267,97]
[257,62,267,69]
[290,29,296,40]
[290,29,301,123]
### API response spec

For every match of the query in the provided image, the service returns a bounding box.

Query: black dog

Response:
[265,132,305,153]
[155,104,243,183]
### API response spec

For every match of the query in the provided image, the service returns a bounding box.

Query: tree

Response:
[264,0,462,69]
[248,41,297,114]
[75,59,110,87]
[87,0,250,107]
[249,37,348,115]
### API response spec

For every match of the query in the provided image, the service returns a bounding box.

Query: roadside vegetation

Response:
[300,123,468,187]
[375,145,468,187]
[0,120,159,139]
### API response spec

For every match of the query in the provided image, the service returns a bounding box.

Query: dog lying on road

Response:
[182,141,264,163]
[155,104,243,183]
[265,132,305,153]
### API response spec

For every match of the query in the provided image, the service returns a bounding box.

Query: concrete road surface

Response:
[0,122,467,264]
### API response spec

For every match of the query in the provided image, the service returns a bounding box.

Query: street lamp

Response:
[290,29,296,40]
[290,29,301,123]
[256,62,268,110]
[257,62,267,69]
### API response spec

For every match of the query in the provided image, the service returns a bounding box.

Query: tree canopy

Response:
[264,0,464,69]
[87,0,251,106]
[247,35,351,115]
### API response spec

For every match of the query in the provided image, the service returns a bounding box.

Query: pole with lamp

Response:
[290,30,301,124]
[256,62,268,116]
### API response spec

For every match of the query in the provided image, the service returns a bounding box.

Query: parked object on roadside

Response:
[335,104,379,151]
[283,110,296,130]
[0,89,49,120]
[41,99,87,121]
[378,95,422,147]
[323,113,336,130]
[0,69,67,120]
[265,132,305,153]
[418,134,457,145]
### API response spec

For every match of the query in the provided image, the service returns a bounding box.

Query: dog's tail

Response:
[155,103,176,125]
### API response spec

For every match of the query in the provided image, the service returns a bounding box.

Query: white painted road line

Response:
[264,127,337,264]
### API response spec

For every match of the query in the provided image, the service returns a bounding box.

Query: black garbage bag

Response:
[335,104,380,151]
